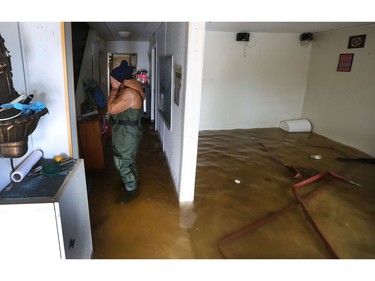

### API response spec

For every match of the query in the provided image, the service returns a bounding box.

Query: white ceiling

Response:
[87,22,374,42]
[206,22,373,33]
[87,22,163,42]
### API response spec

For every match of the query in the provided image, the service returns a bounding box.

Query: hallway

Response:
[87,119,375,259]
[87,120,194,258]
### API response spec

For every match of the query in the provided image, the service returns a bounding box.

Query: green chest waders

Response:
[111,108,143,192]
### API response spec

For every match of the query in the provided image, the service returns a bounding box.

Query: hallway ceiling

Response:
[87,22,163,42]
[87,22,373,42]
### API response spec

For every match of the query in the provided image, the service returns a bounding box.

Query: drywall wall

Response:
[155,22,192,201]
[0,22,71,190]
[18,22,70,158]
[302,24,375,156]
[178,23,205,202]
[155,22,187,189]
[200,31,311,130]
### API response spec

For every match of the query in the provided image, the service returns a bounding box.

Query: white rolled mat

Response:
[279,118,312,132]
[11,149,43,182]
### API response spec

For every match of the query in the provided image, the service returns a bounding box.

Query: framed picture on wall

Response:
[158,55,173,130]
[337,53,354,72]
[174,64,182,106]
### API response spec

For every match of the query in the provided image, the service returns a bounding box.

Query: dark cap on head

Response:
[110,60,133,82]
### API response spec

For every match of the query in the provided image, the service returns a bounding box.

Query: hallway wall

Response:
[302,24,375,156]
[154,22,190,199]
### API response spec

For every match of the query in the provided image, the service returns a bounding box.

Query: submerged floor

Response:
[87,121,375,259]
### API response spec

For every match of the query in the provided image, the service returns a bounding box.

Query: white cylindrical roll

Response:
[11,150,43,182]
[279,118,312,132]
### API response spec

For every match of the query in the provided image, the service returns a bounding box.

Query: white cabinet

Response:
[0,159,92,259]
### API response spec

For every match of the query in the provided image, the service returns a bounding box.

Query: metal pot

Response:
[0,108,48,158]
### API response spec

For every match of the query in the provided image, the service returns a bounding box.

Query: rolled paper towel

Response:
[279,118,312,132]
[11,149,43,182]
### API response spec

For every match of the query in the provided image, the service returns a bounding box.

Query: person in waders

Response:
[107,60,146,203]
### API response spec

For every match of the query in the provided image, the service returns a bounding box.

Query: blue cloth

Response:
[83,79,107,109]
[94,87,107,108]
[1,101,46,116]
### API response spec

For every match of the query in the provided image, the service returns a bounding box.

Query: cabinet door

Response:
[0,203,62,259]
[55,160,93,259]
[77,120,105,169]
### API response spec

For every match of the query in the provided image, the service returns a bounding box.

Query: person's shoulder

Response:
[125,78,141,85]
[124,79,143,90]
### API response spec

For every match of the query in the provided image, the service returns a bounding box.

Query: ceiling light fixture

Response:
[118,31,131,38]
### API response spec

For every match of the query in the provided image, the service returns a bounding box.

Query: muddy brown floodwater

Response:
[88,121,375,259]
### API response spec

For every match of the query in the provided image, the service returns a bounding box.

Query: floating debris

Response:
[310,155,322,160]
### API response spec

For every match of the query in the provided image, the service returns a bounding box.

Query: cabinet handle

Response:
[69,238,75,248]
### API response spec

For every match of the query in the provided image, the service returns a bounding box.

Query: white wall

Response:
[18,23,70,158]
[155,25,166,136]
[155,23,191,200]
[200,31,312,130]
[155,22,187,187]
[0,22,71,190]
[178,23,205,202]
[302,24,375,157]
